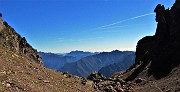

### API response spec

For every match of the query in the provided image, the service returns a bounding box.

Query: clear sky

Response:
[0,0,175,53]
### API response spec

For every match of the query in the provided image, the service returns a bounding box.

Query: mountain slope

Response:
[99,52,135,78]
[0,48,94,92]
[0,16,42,65]
[58,50,135,77]
[0,14,94,92]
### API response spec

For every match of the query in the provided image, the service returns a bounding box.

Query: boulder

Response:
[87,72,105,82]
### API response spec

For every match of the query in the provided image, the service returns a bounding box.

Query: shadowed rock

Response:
[126,0,180,81]
[0,13,2,17]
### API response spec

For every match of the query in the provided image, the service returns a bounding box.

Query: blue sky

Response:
[0,0,175,53]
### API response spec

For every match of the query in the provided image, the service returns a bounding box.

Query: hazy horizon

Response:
[0,0,175,53]
[39,49,136,54]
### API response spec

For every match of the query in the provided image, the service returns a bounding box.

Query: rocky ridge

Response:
[0,15,42,64]
[0,14,94,92]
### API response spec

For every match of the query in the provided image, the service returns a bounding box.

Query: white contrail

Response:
[97,12,155,29]
[99,25,128,29]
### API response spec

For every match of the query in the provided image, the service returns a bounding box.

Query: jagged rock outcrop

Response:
[126,0,180,81]
[94,1,180,92]
[0,14,42,64]
[87,72,105,82]
[149,1,180,78]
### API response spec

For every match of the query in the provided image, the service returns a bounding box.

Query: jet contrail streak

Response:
[97,13,155,29]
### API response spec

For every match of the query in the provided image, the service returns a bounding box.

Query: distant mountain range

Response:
[58,50,135,77]
[39,51,98,70]
[99,52,135,78]
[1,1,180,91]
[65,50,99,60]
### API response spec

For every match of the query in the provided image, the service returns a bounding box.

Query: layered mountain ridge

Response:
[65,50,99,60]
[58,50,135,77]
[39,52,76,70]
[0,0,180,91]
[99,52,135,78]
[39,51,98,70]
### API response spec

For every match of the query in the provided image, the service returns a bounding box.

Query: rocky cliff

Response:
[0,15,42,64]
[91,1,180,91]
[126,0,180,81]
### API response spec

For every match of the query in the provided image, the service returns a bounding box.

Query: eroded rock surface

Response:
[0,16,42,64]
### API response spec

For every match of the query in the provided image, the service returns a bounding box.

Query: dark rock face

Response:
[0,13,2,17]
[0,15,43,64]
[91,1,180,92]
[126,36,154,81]
[126,0,180,81]
[149,1,180,78]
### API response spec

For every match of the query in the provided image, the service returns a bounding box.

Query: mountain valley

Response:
[0,0,180,92]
